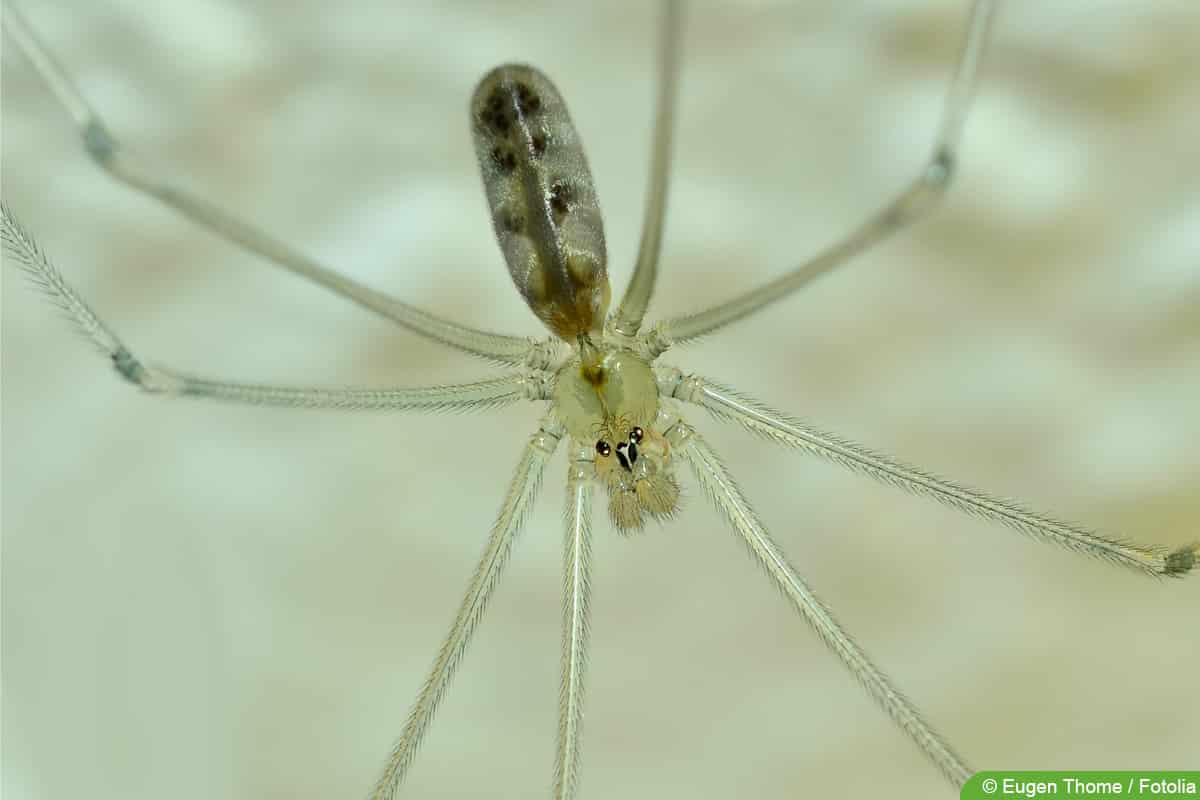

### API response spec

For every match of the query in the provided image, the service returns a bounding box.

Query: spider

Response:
[3,1,1197,798]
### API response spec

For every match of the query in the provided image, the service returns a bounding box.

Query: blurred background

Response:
[3,1,1197,798]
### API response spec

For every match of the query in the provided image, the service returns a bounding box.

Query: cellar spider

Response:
[3,1,1198,798]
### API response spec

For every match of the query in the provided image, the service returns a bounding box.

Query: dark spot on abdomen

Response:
[479,87,513,137]
[549,180,573,221]
[490,146,517,173]
[498,206,526,234]
[515,82,542,115]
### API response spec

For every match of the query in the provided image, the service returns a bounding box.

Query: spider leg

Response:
[655,0,998,344]
[659,366,1198,577]
[369,416,563,799]
[610,0,683,339]
[553,446,595,800]
[664,418,973,788]
[1,4,554,369]
[2,205,550,411]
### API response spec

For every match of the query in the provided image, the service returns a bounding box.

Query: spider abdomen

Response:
[471,64,610,341]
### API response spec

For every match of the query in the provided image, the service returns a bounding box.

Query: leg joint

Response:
[521,370,555,402]
[883,146,958,228]
[531,417,566,455]
[922,146,956,192]
[111,348,173,394]
[82,119,118,165]
[112,347,153,390]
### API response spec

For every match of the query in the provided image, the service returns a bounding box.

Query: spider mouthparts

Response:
[615,442,633,472]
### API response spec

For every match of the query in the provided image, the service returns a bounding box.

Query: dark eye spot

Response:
[629,426,644,444]
[596,440,611,457]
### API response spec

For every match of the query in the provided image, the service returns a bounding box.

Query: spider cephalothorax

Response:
[553,346,682,531]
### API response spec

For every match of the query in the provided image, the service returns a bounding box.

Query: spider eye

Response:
[595,440,611,457]
[629,426,644,444]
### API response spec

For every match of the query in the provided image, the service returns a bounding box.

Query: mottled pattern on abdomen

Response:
[470,64,610,341]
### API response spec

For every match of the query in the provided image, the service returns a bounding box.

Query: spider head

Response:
[554,348,681,532]
[593,424,680,532]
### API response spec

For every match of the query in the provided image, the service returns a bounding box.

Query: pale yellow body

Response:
[474,65,679,530]
[553,347,679,530]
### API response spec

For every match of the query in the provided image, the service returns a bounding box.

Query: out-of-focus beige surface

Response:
[3,2,1197,798]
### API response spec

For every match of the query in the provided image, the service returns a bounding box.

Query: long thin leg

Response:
[554,447,595,800]
[369,416,564,799]
[2,204,550,411]
[610,0,683,339]
[666,419,973,788]
[655,0,998,344]
[659,366,1198,577]
[1,4,552,368]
